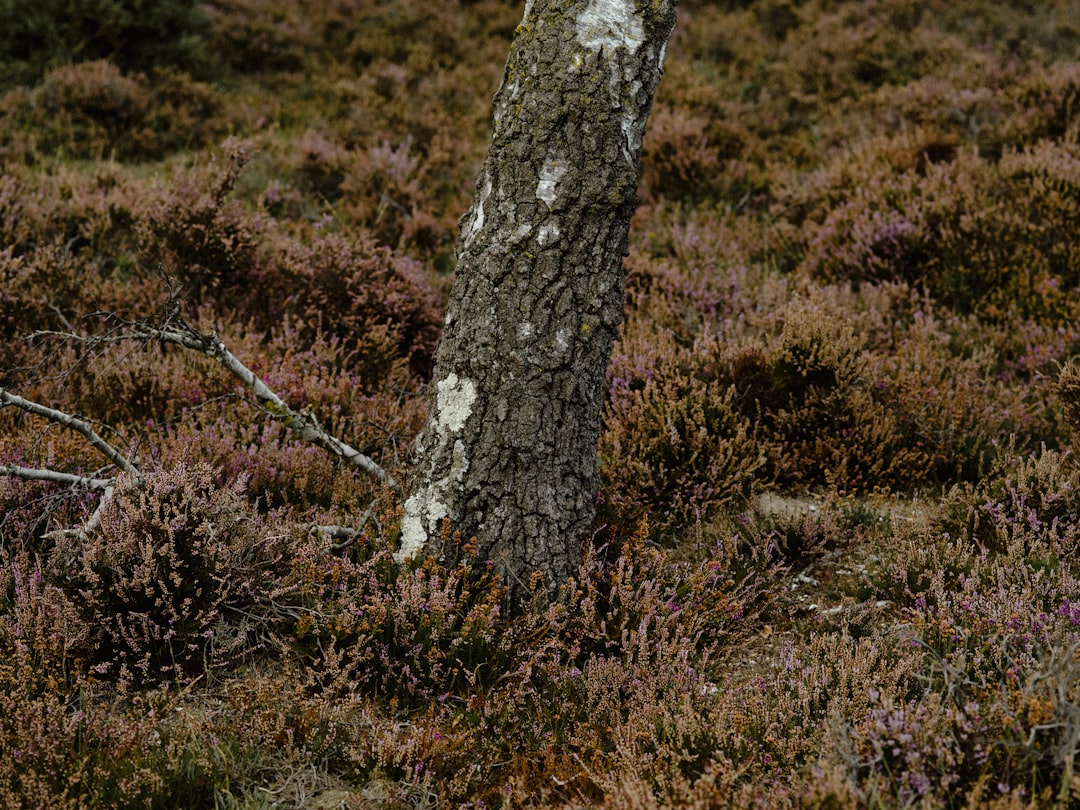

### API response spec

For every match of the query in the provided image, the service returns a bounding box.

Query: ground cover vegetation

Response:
[2,0,1080,806]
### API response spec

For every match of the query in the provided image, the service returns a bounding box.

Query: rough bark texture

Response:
[399,0,677,597]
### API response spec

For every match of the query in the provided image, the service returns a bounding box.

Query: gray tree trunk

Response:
[397,0,677,598]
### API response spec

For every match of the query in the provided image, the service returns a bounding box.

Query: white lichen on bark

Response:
[537,220,560,246]
[462,175,492,248]
[397,496,431,562]
[436,373,477,432]
[395,373,477,562]
[573,0,652,163]
[575,0,644,54]
[536,154,568,207]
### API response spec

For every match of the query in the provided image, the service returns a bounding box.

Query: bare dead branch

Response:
[312,524,359,541]
[41,483,116,541]
[0,463,124,541]
[130,321,399,489]
[31,315,398,489]
[0,387,142,484]
[0,463,114,491]
[312,506,380,553]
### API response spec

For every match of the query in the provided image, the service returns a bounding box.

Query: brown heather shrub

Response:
[609,256,1054,513]
[704,297,933,492]
[0,160,145,269]
[0,244,84,369]
[254,124,482,271]
[796,141,1080,325]
[0,60,236,163]
[278,230,444,376]
[0,427,112,548]
[138,138,265,297]
[711,629,924,787]
[202,0,313,72]
[142,321,424,510]
[0,553,237,808]
[204,0,517,76]
[0,687,175,810]
[929,444,1080,560]
[0,553,90,698]
[640,104,737,204]
[136,139,443,373]
[993,60,1080,152]
[337,135,450,262]
[242,521,765,804]
[758,1,942,111]
[61,462,286,687]
[601,319,764,532]
[861,456,1080,805]
[1057,356,1080,441]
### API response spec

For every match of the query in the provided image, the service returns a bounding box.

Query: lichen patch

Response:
[536,154,567,207]
[538,220,560,246]
[575,0,644,54]
[462,176,492,248]
[436,373,477,434]
[396,494,429,562]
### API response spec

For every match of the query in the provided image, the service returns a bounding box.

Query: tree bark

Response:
[398,0,677,597]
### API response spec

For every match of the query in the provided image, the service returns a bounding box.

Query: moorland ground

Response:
[3,0,1080,806]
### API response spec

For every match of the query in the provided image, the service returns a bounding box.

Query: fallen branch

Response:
[0,389,143,540]
[41,481,117,540]
[311,506,380,552]
[32,318,398,490]
[0,388,142,483]
[0,463,114,491]
[147,322,396,488]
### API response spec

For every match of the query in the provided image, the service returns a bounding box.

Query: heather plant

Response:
[0,160,141,265]
[929,445,1080,559]
[0,60,234,162]
[0,244,86,370]
[61,462,286,687]
[276,229,443,376]
[795,141,1080,325]
[601,323,763,531]
[204,0,518,77]
[5,0,1080,806]
[639,102,747,204]
[0,0,214,92]
[607,261,1057,518]
[840,446,1080,804]
[708,297,937,491]
[137,139,443,373]
[235,517,769,803]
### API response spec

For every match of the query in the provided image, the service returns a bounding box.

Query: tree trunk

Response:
[398,0,677,598]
